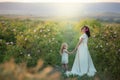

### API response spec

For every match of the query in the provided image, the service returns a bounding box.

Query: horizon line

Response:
[0,2,120,3]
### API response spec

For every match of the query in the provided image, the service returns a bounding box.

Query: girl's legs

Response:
[62,63,68,72]
[62,64,65,71]
[65,64,68,71]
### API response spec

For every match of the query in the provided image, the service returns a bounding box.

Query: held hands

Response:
[69,48,77,54]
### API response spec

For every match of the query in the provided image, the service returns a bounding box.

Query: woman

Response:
[67,26,96,76]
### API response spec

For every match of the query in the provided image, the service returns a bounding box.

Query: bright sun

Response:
[54,3,86,17]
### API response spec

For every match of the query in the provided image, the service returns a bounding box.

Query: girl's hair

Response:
[81,25,91,38]
[60,43,68,54]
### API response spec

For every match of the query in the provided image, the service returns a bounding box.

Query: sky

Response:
[0,0,120,3]
[0,0,119,17]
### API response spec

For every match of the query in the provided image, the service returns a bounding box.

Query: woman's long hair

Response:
[81,25,91,38]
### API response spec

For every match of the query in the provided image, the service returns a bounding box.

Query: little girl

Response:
[60,43,71,72]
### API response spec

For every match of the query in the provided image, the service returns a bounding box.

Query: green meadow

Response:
[0,16,120,80]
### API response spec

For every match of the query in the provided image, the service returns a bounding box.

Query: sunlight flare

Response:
[54,4,85,17]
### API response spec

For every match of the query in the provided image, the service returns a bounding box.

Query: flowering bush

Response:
[90,24,120,80]
[0,17,62,67]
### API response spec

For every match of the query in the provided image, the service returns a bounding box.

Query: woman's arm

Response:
[63,38,84,54]
[74,38,84,51]
[64,50,72,54]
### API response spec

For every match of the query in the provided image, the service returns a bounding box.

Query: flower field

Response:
[0,16,120,80]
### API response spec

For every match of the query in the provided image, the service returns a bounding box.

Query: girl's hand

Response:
[72,48,77,53]
[70,52,73,54]
[70,49,75,54]
[72,50,74,53]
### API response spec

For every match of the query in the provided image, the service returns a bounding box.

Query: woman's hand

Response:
[75,47,78,51]
[74,47,78,52]
[70,49,76,54]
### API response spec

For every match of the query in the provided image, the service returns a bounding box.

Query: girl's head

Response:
[81,25,91,38]
[60,43,68,54]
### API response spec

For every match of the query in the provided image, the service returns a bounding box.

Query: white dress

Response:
[67,33,96,76]
[61,49,68,64]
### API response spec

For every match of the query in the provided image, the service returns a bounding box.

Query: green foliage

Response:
[0,16,120,80]
[89,24,120,80]
[0,39,7,62]
[0,17,63,67]
[75,19,102,30]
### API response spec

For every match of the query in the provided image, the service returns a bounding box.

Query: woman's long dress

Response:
[67,33,96,76]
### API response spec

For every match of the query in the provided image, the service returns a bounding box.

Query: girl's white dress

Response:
[61,49,68,64]
[67,33,96,76]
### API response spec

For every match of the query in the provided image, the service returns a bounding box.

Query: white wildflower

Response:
[104,34,106,37]
[119,49,120,52]
[20,32,22,34]
[96,45,98,48]
[37,37,39,39]
[13,29,16,31]
[56,41,58,43]
[114,31,117,34]
[20,52,23,54]
[25,38,27,41]
[28,54,30,57]
[0,39,2,41]
[6,42,9,45]
[102,36,104,39]
[50,50,52,52]
[10,42,13,45]
[47,29,50,32]
[21,35,23,37]
[34,35,37,38]
[52,38,55,40]
[106,43,108,45]
[40,30,42,32]
[37,50,40,53]
[93,35,95,38]
[34,29,36,33]
[100,45,103,48]
[44,35,46,37]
